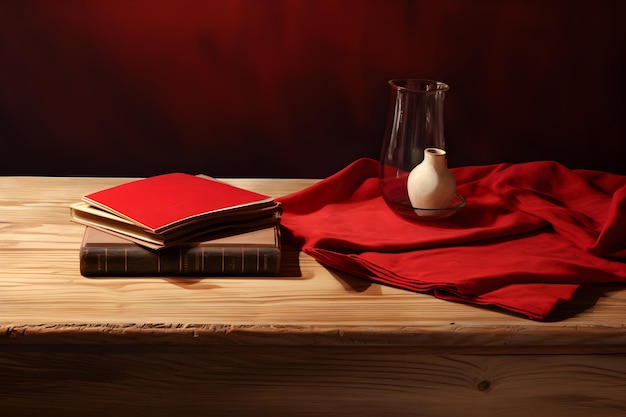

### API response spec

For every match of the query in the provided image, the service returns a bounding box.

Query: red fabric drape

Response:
[277,158,626,319]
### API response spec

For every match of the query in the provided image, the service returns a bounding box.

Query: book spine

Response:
[80,246,281,277]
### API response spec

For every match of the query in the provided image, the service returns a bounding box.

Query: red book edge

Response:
[82,173,275,233]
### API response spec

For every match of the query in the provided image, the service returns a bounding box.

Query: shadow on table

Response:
[542,285,621,322]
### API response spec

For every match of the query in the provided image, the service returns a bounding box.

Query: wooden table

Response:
[1,176,625,417]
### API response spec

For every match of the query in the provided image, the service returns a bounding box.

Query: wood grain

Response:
[1,346,625,417]
[1,176,626,416]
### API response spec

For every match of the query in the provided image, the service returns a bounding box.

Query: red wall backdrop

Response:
[1,0,624,177]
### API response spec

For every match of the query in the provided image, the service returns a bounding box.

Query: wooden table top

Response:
[1,176,625,352]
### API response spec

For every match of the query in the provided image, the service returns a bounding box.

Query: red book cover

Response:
[82,173,275,234]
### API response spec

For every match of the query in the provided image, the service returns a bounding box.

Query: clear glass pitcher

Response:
[379,79,465,220]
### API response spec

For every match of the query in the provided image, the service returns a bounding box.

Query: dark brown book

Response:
[79,226,281,277]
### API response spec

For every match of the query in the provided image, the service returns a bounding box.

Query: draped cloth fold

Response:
[277,158,626,319]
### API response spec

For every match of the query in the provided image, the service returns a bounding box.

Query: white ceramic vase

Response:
[406,148,456,209]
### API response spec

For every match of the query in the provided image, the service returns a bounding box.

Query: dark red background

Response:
[1,0,624,177]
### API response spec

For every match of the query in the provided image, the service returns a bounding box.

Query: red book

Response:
[71,173,281,249]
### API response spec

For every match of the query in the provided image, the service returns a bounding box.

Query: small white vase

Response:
[407,148,456,209]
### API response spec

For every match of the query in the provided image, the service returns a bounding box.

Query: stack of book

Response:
[70,173,282,277]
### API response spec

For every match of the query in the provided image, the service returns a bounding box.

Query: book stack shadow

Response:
[70,174,282,277]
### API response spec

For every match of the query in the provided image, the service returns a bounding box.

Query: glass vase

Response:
[379,79,465,220]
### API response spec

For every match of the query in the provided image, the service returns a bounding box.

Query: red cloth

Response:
[277,158,626,319]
